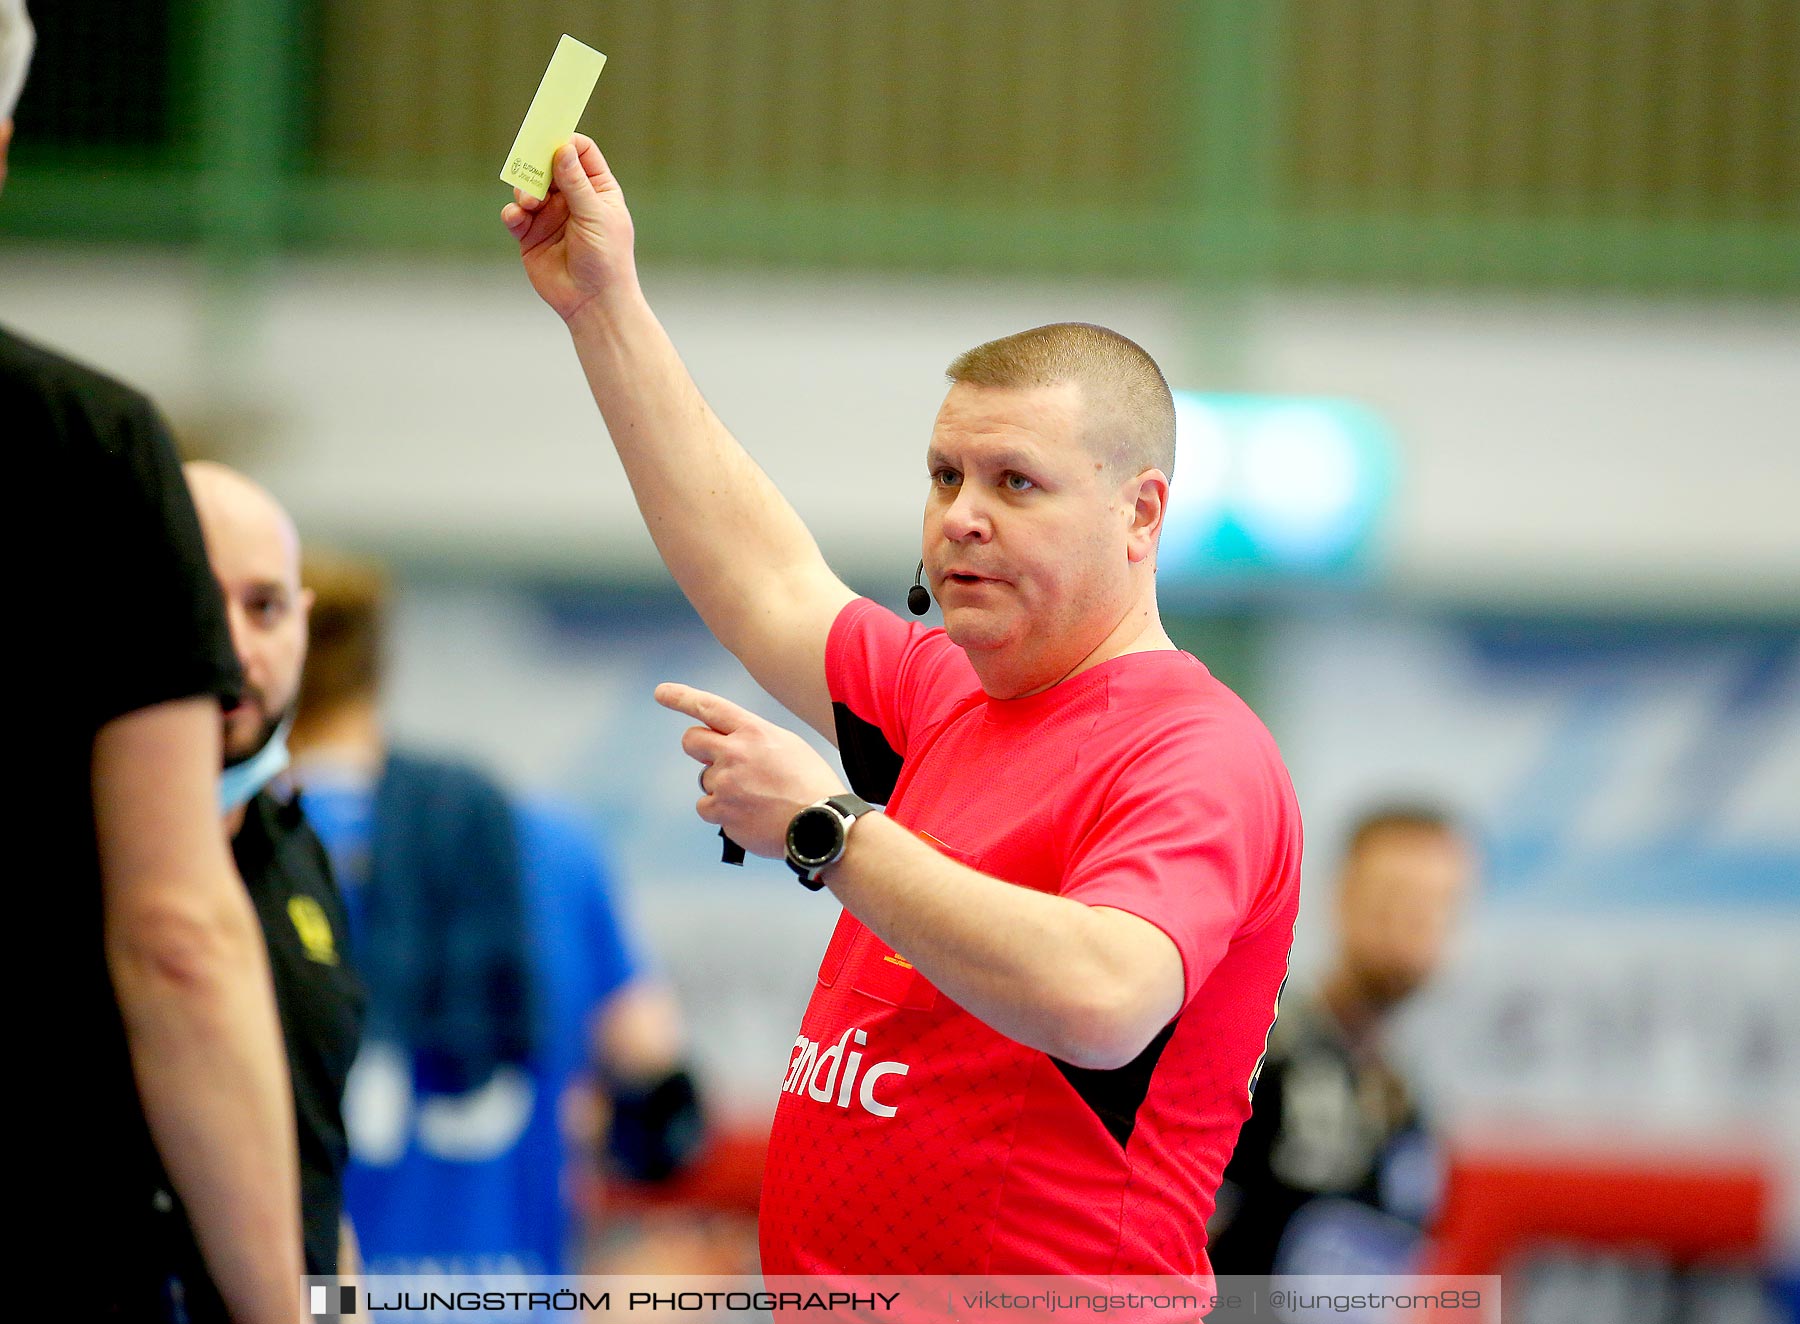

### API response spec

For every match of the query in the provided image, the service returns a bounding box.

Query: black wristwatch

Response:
[785,793,877,889]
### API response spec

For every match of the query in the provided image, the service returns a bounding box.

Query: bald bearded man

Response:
[186,462,367,1279]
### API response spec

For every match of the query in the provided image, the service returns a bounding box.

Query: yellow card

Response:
[500,34,607,200]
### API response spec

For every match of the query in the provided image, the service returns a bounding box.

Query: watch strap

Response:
[823,792,875,822]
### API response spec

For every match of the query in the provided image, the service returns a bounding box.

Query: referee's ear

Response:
[1123,467,1170,566]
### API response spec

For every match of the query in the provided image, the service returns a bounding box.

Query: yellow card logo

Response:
[287,896,339,966]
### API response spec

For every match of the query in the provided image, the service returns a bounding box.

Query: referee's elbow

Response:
[1048,983,1169,1072]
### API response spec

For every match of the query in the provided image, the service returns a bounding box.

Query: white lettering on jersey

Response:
[857,1061,907,1118]
[345,1040,536,1165]
[782,1026,910,1119]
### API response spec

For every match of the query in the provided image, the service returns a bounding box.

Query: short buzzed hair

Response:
[1344,803,1461,858]
[946,322,1176,481]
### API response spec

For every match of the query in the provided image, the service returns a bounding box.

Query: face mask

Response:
[219,715,293,814]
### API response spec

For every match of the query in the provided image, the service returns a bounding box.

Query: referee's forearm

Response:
[823,813,1171,1068]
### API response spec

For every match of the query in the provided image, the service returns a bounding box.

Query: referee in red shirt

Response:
[505,136,1302,1282]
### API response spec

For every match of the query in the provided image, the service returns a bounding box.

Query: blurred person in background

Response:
[290,552,703,1275]
[504,136,1300,1280]
[184,463,367,1280]
[1208,805,1476,1276]
[7,1,307,1317]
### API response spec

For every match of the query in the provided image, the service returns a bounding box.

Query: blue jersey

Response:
[304,778,638,1274]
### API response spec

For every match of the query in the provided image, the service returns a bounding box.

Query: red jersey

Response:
[760,598,1301,1277]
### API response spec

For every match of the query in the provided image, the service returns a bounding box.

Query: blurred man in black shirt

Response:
[187,461,367,1278]
[1210,806,1476,1277]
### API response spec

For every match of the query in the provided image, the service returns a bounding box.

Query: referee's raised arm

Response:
[504,135,854,739]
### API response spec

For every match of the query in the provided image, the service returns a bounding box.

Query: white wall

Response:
[6,249,1797,605]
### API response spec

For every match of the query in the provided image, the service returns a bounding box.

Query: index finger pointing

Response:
[654,682,752,734]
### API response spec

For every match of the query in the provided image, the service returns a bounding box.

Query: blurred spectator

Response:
[185,462,366,1278]
[1209,805,1476,1277]
[9,2,307,1315]
[291,553,703,1274]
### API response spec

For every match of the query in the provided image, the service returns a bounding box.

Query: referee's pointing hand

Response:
[656,682,846,861]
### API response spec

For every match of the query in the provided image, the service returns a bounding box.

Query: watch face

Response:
[787,804,843,868]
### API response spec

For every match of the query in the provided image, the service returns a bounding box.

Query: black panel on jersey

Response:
[1054,1018,1180,1151]
[833,702,903,804]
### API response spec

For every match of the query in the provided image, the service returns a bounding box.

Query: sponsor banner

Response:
[300,1274,1500,1322]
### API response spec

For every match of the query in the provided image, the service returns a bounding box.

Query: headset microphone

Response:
[907,560,930,616]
